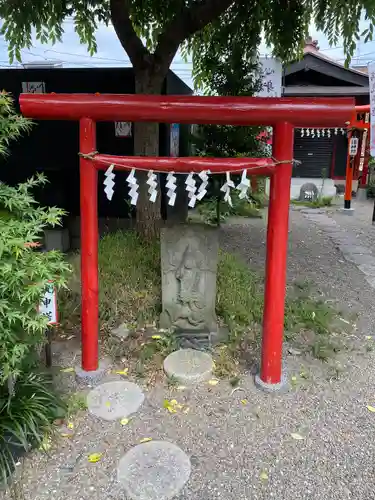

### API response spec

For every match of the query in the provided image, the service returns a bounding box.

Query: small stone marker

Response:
[87,380,144,421]
[163,348,213,384]
[117,440,191,500]
[299,182,319,202]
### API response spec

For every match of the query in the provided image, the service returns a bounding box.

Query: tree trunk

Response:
[133,71,165,241]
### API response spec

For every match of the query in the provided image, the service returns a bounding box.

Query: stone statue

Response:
[160,224,219,336]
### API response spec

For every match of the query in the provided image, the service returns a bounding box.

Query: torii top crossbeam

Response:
[20,94,353,127]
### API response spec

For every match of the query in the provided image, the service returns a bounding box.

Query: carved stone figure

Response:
[160,224,219,338]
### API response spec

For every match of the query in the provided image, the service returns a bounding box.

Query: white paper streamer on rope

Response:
[306,128,310,137]
[321,129,325,137]
[311,129,315,138]
[104,164,115,200]
[166,172,177,206]
[126,168,139,205]
[300,128,305,137]
[146,170,158,202]
[236,169,250,199]
[185,172,198,208]
[334,128,338,135]
[327,129,331,137]
[220,172,235,207]
[316,129,321,138]
[196,170,210,201]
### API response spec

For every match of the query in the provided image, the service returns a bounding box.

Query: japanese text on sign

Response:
[22,82,45,94]
[368,62,375,156]
[257,58,282,98]
[349,137,359,156]
[39,284,58,324]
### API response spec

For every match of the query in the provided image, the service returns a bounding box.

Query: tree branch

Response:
[154,0,234,68]
[109,0,150,68]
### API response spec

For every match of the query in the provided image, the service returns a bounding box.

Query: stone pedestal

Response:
[160,224,219,345]
[356,187,368,202]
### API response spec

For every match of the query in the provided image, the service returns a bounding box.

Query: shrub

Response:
[0,372,66,482]
[0,92,70,482]
[0,174,71,385]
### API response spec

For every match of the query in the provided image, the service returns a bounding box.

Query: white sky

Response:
[0,18,374,89]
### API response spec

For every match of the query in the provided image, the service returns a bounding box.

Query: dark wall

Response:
[0,67,192,222]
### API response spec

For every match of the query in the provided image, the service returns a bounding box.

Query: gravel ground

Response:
[3,207,375,500]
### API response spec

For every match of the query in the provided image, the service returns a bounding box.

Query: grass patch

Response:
[65,392,88,417]
[59,230,343,379]
[291,196,333,208]
[197,192,263,226]
[59,231,161,333]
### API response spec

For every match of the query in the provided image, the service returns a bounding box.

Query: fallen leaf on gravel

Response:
[60,367,75,373]
[312,311,316,319]
[67,422,74,429]
[241,399,248,405]
[120,418,131,426]
[291,376,297,383]
[88,453,102,463]
[163,399,178,413]
[183,407,190,414]
[105,401,111,408]
[114,368,129,376]
[260,471,269,481]
[151,335,162,339]
[208,379,219,386]
[60,433,73,438]
[291,433,305,440]
[366,405,375,412]
[139,438,152,443]
[366,336,372,340]
[177,385,187,391]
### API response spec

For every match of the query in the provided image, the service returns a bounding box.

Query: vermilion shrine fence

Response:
[20,94,354,389]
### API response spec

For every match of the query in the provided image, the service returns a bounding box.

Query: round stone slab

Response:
[87,380,144,421]
[163,348,213,384]
[117,441,191,500]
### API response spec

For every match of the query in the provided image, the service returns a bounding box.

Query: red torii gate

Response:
[20,94,353,390]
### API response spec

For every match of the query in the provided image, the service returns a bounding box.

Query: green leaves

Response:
[0,0,373,89]
[0,372,67,483]
[0,94,71,386]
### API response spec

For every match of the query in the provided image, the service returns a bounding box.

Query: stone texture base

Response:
[254,372,288,392]
[356,188,368,202]
[339,208,355,216]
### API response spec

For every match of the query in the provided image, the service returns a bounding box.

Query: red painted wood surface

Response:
[79,118,99,371]
[93,154,276,175]
[261,122,294,385]
[20,93,354,127]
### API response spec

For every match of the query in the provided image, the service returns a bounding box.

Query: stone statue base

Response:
[160,223,220,346]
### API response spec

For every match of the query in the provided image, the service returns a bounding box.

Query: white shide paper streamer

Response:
[236,169,250,200]
[185,172,198,208]
[220,172,235,207]
[196,170,210,201]
[103,164,115,200]
[166,172,177,206]
[126,168,139,205]
[146,170,158,203]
